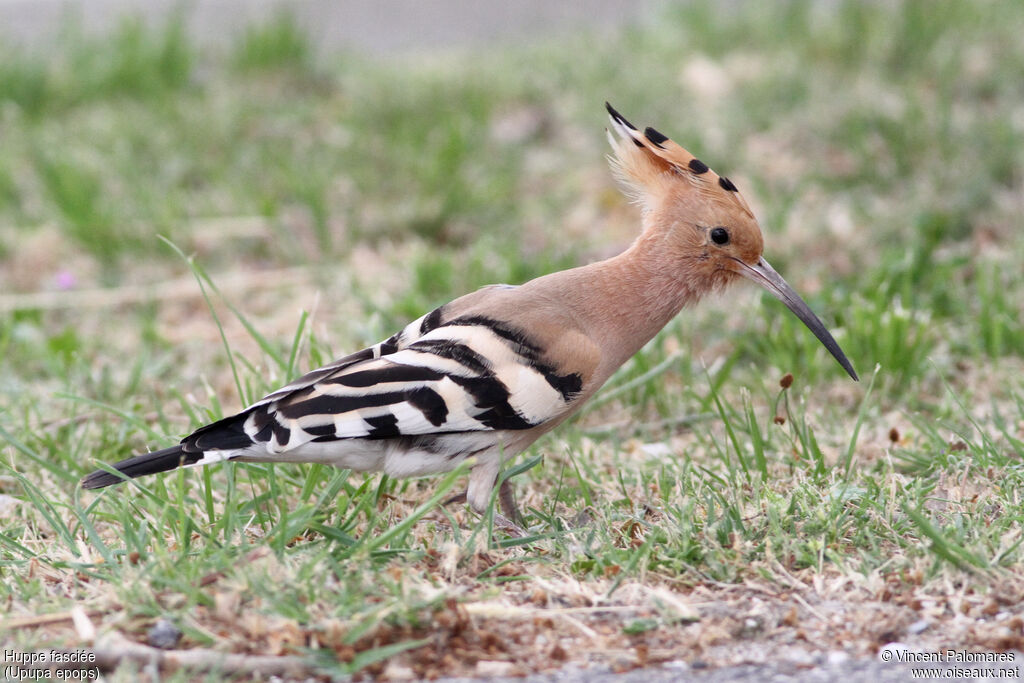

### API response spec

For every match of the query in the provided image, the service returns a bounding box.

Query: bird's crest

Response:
[605,102,753,220]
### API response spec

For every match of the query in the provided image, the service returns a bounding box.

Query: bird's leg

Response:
[463,459,527,537]
[438,457,536,537]
[488,478,527,538]
[443,477,519,519]
[497,477,522,526]
[441,487,525,537]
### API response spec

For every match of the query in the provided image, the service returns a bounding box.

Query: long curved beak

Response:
[734,257,858,381]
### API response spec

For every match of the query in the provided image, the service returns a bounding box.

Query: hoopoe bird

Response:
[82,104,857,531]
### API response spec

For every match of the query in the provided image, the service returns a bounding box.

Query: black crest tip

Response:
[718,175,738,192]
[605,102,637,131]
[688,158,710,174]
[644,127,668,148]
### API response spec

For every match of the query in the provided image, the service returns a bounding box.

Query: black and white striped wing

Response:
[184,310,584,457]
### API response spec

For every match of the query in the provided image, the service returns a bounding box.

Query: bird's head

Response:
[605,102,857,381]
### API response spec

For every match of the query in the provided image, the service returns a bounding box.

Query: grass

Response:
[2,1,1024,679]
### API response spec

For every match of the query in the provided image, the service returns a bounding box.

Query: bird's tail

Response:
[81,445,200,489]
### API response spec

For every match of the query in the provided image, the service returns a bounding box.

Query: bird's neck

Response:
[560,228,705,371]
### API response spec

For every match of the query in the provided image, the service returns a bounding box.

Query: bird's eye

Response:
[710,227,730,245]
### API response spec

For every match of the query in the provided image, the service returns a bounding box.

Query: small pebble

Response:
[148,619,182,650]
[0,494,19,516]
[475,660,516,677]
[382,663,416,681]
[908,618,930,635]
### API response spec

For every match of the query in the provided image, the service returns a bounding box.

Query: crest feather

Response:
[604,102,753,219]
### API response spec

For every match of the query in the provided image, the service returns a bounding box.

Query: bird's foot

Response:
[442,479,527,537]
[490,512,527,538]
[442,490,467,507]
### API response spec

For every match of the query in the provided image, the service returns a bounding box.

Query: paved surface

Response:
[445,654,1022,682]
[0,0,663,55]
